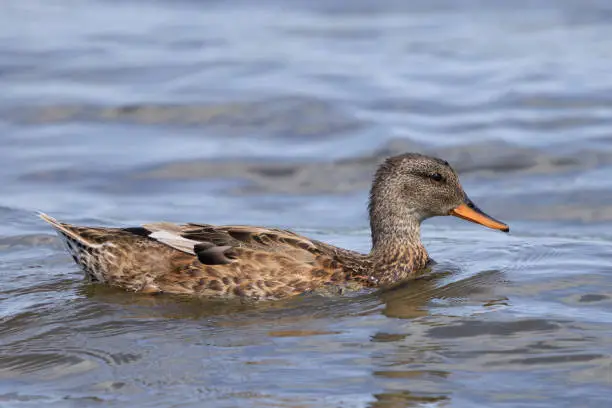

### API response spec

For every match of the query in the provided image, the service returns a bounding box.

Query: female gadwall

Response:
[40,153,508,300]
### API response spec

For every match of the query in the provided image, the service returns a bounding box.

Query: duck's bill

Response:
[449,199,509,232]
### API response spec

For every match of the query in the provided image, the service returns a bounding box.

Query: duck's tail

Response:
[38,212,105,281]
[38,212,97,247]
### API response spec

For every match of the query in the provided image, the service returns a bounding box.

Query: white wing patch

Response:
[148,230,199,255]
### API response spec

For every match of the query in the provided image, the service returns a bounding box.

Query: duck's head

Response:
[369,153,509,242]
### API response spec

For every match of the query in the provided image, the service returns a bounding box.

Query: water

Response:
[2,0,612,406]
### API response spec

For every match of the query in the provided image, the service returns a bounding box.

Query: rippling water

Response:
[2,0,612,406]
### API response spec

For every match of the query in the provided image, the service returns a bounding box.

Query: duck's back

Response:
[40,213,369,299]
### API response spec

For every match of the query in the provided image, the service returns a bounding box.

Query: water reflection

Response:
[58,266,508,407]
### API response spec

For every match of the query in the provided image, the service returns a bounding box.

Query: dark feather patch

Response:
[123,227,152,238]
[227,230,253,242]
[195,243,235,265]
[193,242,214,251]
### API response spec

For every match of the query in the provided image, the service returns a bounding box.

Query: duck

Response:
[39,153,509,300]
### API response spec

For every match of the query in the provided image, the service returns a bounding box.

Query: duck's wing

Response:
[142,222,361,266]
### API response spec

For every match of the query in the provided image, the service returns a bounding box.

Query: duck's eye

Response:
[430,173,444,182]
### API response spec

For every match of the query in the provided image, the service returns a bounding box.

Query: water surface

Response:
[1,1,612,406]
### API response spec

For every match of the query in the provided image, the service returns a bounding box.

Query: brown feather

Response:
[38,153,508,300]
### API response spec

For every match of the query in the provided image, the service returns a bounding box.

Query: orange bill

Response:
[449,200,509,232]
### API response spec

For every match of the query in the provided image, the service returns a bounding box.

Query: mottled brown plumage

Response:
[39,153,509,300]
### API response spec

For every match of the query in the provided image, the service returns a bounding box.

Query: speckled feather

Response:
[39,153,508,300]
[40,214,376,300]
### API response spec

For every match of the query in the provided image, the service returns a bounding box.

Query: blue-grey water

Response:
[2,0,612,406]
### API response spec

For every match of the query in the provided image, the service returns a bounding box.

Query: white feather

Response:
[149,230,198,255]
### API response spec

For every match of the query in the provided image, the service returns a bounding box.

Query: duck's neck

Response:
[368,212,429,285]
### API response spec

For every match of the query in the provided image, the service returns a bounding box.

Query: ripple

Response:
[123,139,612,198]
[2,0,612,406]
[579,294,610,303]
[0,234,61,251]
[7,96,367,138]
[490,353,605,367]
[0,353,94,378]
[427,319,560,339]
